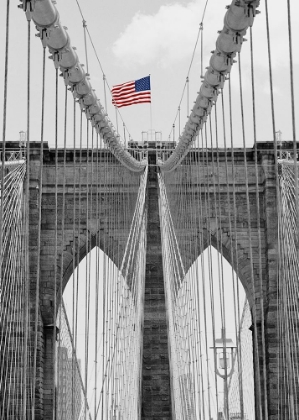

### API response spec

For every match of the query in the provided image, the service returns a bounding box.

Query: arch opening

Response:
[167,245,255,420]
[56,245,144,420]
[61,231,124,299]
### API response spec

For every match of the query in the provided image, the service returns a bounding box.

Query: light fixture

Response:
[210,327,236,379]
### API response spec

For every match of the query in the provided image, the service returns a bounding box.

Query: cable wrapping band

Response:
[20,0,146,173]
[159,0,260,172]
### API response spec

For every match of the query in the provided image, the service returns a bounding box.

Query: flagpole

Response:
[149,74,153,142]
[150,103,153,142]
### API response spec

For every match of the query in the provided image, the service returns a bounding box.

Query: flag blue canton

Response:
[135,76,151,92]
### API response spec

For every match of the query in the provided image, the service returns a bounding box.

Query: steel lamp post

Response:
[211,328,236,420]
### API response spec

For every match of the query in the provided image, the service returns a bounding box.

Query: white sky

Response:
[1,0,299,147]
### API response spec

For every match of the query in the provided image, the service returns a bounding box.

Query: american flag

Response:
[111,76,151,108]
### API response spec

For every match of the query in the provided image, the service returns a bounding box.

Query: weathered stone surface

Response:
[161,142,299,420]
[141,151,172,419]
[2,140,297,419]
[2,142,141,420]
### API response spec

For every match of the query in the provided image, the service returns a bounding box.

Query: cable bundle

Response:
[277,158,299,419]
[159,145,257,419]
[0,158,31,418]
[159,0,260,172]
[19,0,146,173]
[54,163,148,420]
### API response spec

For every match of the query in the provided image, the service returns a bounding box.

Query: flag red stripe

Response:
[112,91,150,101]
[111,87,136,99]
[113,98,151,108]
[112,92,151,107]
[111,80,134,91]
[111,82,135,94]
[112,91,151,101]
[112,92,151,102]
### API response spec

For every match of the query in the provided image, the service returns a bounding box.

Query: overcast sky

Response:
[1,0,299,148]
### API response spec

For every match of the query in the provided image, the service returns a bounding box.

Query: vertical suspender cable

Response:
[200,22,203,78]
[208,116,220,413]
[186,76,189,119]
[213,102,230,418]
[88,128,94,415]
[286,0,299,253]
[123,123,126,148]
[23,16,31,420]
[178,106,181,138]
[52,66,59,420]
[194,148,206,419]
[71,96,77,420]
[103,74,108,112]
[83,19,89,74]
[57,84,68,419]
[202,125,214,418]
[94,132,100,419]
[101,152,107,419]
[227,77,245,418]
[83,27,92,412]
[84,121,91,420]
[1,0,11,269]
[238,52,263,420]
[264,1,292,417]
[220,88,242,419]
[0,3,13,406]
[115,107,119,137]
[264,0,278,170]
[75,110,83,350]
[31,45,46,419]
[105,151,112,418]
[249,25,268,419]
[188,153,200,418]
